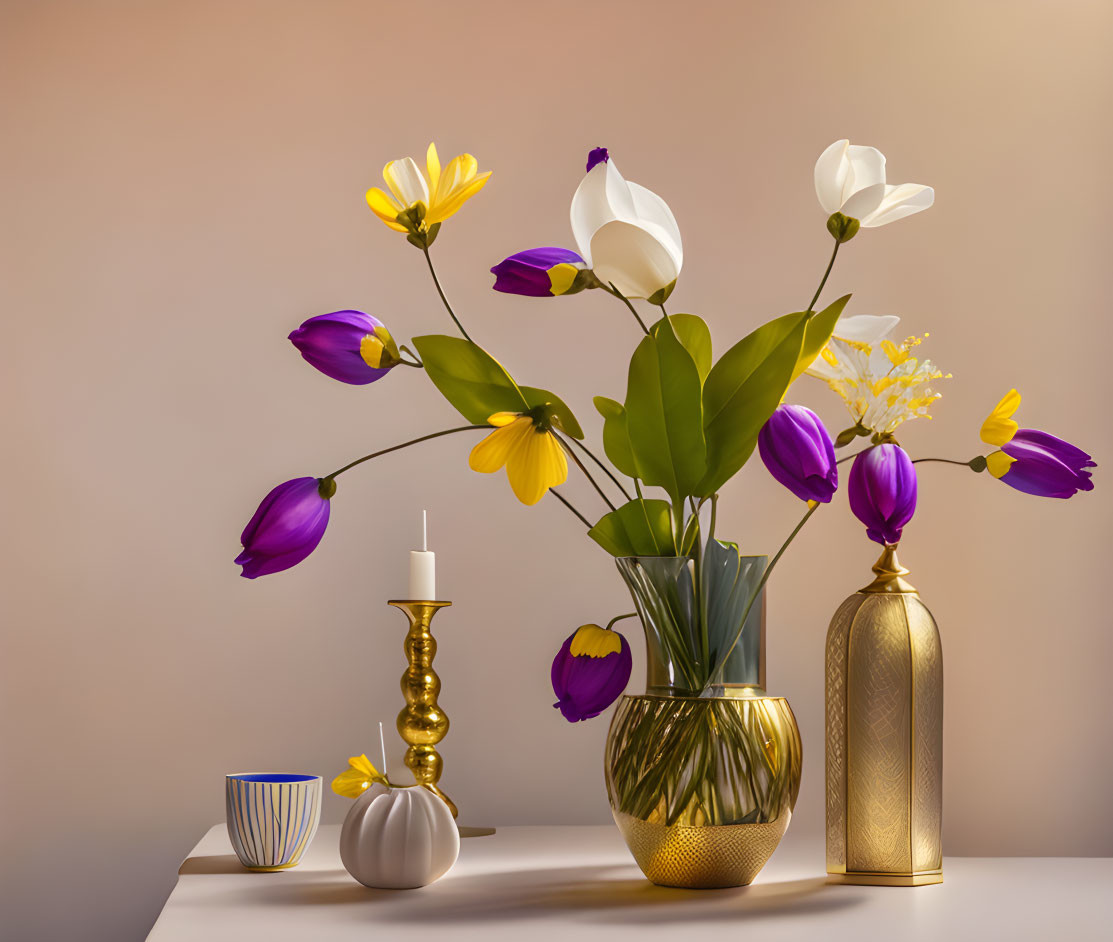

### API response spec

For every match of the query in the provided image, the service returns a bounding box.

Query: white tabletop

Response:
[148,824,1112,941]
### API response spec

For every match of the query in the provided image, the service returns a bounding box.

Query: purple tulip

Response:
[758,404,838,503]
[551,624,632,722]
[849,444,918,546]
[235,477,333,578]
[491,247,588,297]
[994,429,1096,498]
[288,310,400,385]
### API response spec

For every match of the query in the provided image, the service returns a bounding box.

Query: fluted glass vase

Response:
[604,542,802,888]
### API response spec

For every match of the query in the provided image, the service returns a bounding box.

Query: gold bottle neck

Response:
[860,544,918,594]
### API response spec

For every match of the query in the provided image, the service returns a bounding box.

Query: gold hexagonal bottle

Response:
[825,545,943,886]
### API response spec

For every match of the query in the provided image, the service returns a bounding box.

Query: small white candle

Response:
[409,510,436,600]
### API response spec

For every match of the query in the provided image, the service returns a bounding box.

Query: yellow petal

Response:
[980,388,1021,446]
[570,624,621,658]
[427,171,491,224]
[426,143,441,195]
[487,412,520,427]
[505,429,567,505]
[548,263,579,295]
[360,335,386,368]
[986,450,1016,479]
[469,418,531,474]
[366,187,408,232]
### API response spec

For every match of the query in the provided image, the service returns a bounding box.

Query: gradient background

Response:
[3,1,1111,938]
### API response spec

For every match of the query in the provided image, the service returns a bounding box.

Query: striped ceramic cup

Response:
[225,773,322,871]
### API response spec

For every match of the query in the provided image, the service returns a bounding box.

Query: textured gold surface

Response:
[606,693,801,888]
[613,811,791,888]
[387,600,457,818]
[824,548,943,885]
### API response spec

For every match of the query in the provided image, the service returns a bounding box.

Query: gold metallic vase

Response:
[387,600,456,817]
[824,546,943,886]
[605,552,802,889]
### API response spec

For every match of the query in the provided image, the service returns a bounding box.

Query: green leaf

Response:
[791,294,851,384]
[624,325,707,502]
[593,396,638,478]
[520,386,583,439]
[697,312,808,495]
[412,335,528,425]
[588,499,677,556]
[652,313,712,382]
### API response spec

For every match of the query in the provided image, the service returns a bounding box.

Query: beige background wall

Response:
[3,1,1111,938]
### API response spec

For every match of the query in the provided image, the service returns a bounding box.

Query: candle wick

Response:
[422,509,427,552]
[378,721,387,782]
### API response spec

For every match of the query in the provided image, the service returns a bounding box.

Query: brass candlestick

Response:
[387,600,457,818]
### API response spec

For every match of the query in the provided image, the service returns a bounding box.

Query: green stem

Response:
[708,493,719,546]
[421,244,472,342]
[806,239,840,312]
[560,434,633,502]
[550,487,592,529]
[607,282,650,334]
[702,501,821,693]
[605,612,638,631]
[913,457,978,467]
[326,425,486,479]
[558,438,617,512]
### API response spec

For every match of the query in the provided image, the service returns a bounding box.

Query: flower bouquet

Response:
[235,139,1095,887]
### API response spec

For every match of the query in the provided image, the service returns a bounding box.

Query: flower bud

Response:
[289,310,401,385]
[826,212,860,243]
[235,477,332,578]
[848,444,917,546]
[491,247,590,297]
[758,404,839,503]
[551,624,632,722]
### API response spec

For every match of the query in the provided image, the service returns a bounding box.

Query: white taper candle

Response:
[409,509,436,600]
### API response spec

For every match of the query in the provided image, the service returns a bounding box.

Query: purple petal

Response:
[1000,433,1095,498]
[236,477,331,578]
[491,247,584,298]
[758,404,838,503]
[849,444,917,545]
[289,310,393,385]
[586,147,609,173]
[551,631,632,722]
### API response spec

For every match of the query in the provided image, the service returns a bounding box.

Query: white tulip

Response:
[814,140,934,228]
[570,150,683,301]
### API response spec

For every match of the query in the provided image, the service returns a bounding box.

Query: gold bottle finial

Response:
[860,544,918,594]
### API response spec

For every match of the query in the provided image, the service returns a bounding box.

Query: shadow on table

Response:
[244,863,863,924]
[180,855,254,875]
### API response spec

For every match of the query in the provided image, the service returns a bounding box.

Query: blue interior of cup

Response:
[228,773,318,783]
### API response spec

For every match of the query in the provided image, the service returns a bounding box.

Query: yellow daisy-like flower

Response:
[331,754,389,799]
[366,143,491,234]
[468,411,568,506]
[809,332,950,435]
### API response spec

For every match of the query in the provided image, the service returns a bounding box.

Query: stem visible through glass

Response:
[701,501,821,693]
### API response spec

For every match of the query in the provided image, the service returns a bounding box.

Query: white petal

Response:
[383,157,428,207]
[833,314,900,343]
[570,159,636,262]
[859,183,934,227]
[844,145,886,200]
[814,140,850,214]
[628,182,683,269]
[840,181,887,220]
[589,220,680,300]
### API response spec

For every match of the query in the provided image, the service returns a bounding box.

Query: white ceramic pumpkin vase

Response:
[339,783,460,889]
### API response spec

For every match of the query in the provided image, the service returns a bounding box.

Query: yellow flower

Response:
[331,754,389,799]
[980,388,1021,478]
[366,143,491,234]
[809,331,950,435]
[468,411,568,505]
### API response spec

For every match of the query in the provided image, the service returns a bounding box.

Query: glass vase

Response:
[604,543,802,888]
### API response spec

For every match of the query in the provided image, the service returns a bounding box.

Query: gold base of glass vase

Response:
[606,693,802,889]
[612,810,792,888]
